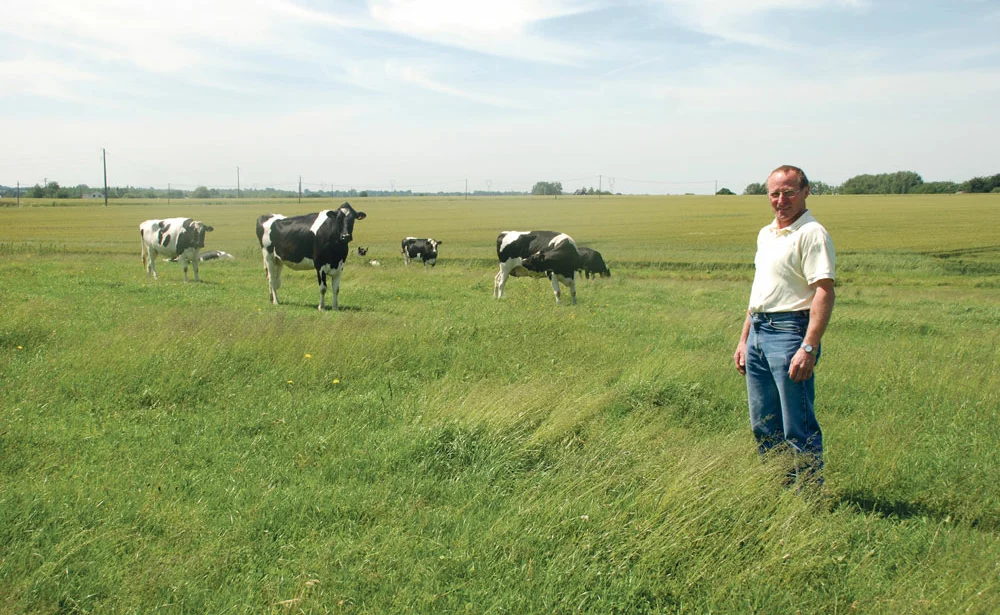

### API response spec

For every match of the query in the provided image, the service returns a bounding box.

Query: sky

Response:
[1,0,998,195]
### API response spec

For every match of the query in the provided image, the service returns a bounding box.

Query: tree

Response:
[191,186,211,198]
[966,173,1000,193]
[531,181,563,196]
[841,171,923,194]
[716,187,735,195]
[809,181,838,195]
[743,182,766,195]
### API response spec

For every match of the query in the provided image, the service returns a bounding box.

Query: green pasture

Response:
[1,194,998,613]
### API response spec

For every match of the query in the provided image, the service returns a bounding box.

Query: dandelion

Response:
[333,379,340,385]
[17,345,23,350]
[304,353,313,359]
[287,380,294,384]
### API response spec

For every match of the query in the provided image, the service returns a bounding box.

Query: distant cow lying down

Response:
[494,230,582,304]
[169,249,234,263]
[140,217,214,282]
[576,247,611,278]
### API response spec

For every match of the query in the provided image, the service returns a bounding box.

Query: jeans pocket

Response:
[768,320,804,334]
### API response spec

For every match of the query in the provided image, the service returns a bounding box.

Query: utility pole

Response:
[237,167,241,199]
[102,149,108,207]
[298,176,302,203]
[714,179,718,196]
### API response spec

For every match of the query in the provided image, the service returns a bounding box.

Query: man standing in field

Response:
[734,165,835,487]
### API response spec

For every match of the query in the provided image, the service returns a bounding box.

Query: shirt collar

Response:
[768,209,814,236]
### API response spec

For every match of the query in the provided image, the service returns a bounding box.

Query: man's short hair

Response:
[769,165,810,189]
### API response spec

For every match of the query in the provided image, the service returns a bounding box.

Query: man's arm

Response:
[788,279,835,382]
[734,312,752,376]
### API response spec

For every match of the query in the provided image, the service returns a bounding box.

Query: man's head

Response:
[766,165,810,229]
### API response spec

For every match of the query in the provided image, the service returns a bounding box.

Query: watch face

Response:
[802,344,815,353]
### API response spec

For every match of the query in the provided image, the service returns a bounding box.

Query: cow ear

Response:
[355,212,366,220]
[327,211,338,219]
[204,226,214,232]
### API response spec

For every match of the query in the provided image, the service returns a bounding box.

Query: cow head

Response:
[183,219,214,249]
[522,249,552,271]
[328,202,366,243]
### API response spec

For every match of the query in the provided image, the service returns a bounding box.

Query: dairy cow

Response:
[256,202,366,311]
[494,230,582,304]
[169,249,234,263]
[576,247,611,278]
[139,217,214,282]
[401,237,442,267]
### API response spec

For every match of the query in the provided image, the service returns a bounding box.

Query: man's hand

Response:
[788,348,816,382]
[734,343,747,376]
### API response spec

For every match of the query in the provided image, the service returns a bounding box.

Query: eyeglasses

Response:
[768,189,801,200]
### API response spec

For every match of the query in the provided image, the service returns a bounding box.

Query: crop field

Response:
[1,193,999,614]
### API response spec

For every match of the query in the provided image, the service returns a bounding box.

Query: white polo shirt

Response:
[748,210,835,314]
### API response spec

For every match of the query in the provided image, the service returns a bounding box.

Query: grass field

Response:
[1,194,999,614]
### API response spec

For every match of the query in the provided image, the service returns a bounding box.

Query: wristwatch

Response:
[800,343,817,356]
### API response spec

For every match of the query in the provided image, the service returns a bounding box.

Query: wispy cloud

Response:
[367,0,599,64]
[0,58,100,101]
[655,0,869,49]
[384,60,522,107]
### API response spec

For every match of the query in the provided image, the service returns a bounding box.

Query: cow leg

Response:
[494,264,510,299]
[192,253,200,283]
[317,268,327,311]
[549,273,562,304]
[141,244,155,279]
[148,248,159,280]
[178,255,190,282]
[263,249,282,304]
[329,267,343,311]
[569,274,577,304]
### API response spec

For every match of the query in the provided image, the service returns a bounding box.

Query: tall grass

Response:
[1,194,998,613]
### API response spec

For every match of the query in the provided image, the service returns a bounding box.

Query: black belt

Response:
[751,310,810,318]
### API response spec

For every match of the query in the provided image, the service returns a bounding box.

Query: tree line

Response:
[4,172,998,200]
[0,183,530,200]
[741,171,1000,196]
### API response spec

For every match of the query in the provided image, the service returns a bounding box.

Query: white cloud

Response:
[655,0,869,49]
[0,58,100,101]
[383,60,522,107]
[367,0,597,64]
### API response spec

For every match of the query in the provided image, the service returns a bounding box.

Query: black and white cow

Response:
[256,202,366,311]
[401,237,442,267]
[169,249,234,263]
[494,230,582,305]
[576,246,611,279]
[139,217,214,282]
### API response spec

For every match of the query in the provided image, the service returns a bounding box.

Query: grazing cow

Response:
[356,246,368,256]
[256,202,366,311]
[494,230,582,304]
[576,247,611,278]
[401,237,442,267]
[139,217,214,282]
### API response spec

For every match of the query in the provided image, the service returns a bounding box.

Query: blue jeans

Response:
[746,311,823,479]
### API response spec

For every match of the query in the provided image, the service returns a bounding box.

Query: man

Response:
[734,165,835,486]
